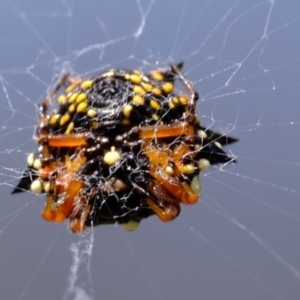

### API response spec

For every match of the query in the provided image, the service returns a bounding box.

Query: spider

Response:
[12,63,237,233]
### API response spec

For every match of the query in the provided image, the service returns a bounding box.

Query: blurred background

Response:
[0,1,299,299]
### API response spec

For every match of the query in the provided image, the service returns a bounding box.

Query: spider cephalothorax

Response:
[12,63,237,233]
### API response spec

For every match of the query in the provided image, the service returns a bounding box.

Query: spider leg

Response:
[39,132,93,148]
[41,151,90,233]
[147,179,181,221]
[171,64,199,122]
[38,74,82,137]
[142,140,199,207]
[39,73,70,119]
[148,163,198,205]
[139,122,194,139]
[133,181,180,222]
[145,197,180,222]
[69,200,91,233]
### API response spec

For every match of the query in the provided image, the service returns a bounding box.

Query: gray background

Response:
[0,0,299,299]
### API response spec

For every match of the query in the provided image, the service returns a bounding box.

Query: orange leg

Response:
[143,140,199,204]
[139,122,194,139]
[39,132,92,148]
[144,179,181,222]
[148,164,198,205]
[41,151,88,228]
[69,201,91,233]
[139,138,198,221]
[41,179,84,223]
[145,197,180,222]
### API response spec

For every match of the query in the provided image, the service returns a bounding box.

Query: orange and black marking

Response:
[12,63,237,233]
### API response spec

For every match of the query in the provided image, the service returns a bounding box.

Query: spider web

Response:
[0,0,299,299]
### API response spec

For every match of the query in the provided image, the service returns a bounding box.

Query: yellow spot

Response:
[60,114,70,126]
[76,93,87,103]
[68,92,79,103]
[165,165,174,175]
[141,82,153,92]
[66,83,77,93]
[179,95,188,105]
[191,176,202,194]
[50,114,60,125]
[122,119,131,125]
[68,104,76,113]
[197,130,207,139]
[33,159,42,170]
[214,141,222,149]
[132,95,145,105]
[27,153,35,167]
[77,102,88,112]
[152,114,159,121]
[103,147,121,166]
[81,80,93,90]
[123,105,133,118]
[130,74,142,84]
[194,144,201,151]
[43,181,51,193]
[162,82,174,94]
[65,122,74,134]
[133,85,146,95]
[105,71,114,77]
[87,109,97,118]
[91,121,99,129]
[150,99,160,110]
[151,71,164,81]
[125,74,130,80]
[172,96,179,104]
[57,94,67,105]
[198,159,211,171]
[180,164,195,175]
[152,87,162,96]
[30,179,43,194]
[195,116,201,124]
[168,102,175,109]
[120,220,140,231]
